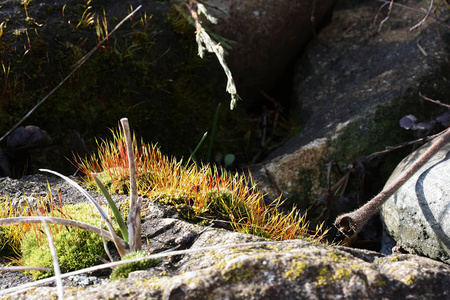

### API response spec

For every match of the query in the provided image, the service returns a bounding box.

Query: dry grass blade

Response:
[39,169,129,257]
[40,219,64,300]
[0,217,114,242]
[0,266,52,272]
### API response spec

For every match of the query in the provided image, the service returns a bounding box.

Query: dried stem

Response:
[376,0,450,29]
[335,127,450,237]
[120,118,141,252]
[419,92,450,109]
[41,219,64,300]
[0,216,116,242]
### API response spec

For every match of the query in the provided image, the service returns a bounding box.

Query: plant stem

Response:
[335,127,450,237]
[120,118,142,252]
[0,216,119,243]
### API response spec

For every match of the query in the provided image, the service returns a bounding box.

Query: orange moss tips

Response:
[72,127,327,242]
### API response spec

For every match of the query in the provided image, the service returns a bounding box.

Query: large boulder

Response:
[381,138,450,263]
[206,0,335,104]
[251,0,450,223]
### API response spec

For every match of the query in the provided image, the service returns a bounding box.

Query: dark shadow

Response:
[415,151,450,251]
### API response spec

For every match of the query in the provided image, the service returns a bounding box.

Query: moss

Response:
[221,262,255,283]
[315,267,353,286]
[328,250,350,262]
[374,275,387,287]
[402,275,416,285]
[20,202,118,279]
[110,250,161,281]
[0,2,251,175]
[284,259,308,281]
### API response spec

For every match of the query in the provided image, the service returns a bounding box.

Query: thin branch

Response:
[120,118,141,252]
[376,0,394,32]
[410,0,434,31]
[366,132,442,159]
[335,126,450,237]
[419,92,450,109]
[0,5,142,143]
[377,0,450,29]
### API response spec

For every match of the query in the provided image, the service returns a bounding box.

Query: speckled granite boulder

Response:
[382,138,450,263]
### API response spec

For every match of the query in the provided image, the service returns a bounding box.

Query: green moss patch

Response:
[20,202,117,279]
[110,250,161,281]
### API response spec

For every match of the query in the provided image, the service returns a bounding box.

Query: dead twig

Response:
[410,0,434,31]
[335,126,450,237]
[376,0,450,30]
[419,92,450,109]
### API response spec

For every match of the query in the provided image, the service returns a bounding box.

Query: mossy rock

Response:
[110,250,161,281]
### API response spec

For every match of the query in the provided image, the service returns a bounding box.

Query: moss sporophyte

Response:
[73,127,329,243]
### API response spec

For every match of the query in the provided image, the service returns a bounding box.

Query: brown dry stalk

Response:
[335,126,450,237]
[120,118,142,252]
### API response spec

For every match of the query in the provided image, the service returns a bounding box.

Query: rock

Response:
[251,0,450,220]
[2,174,450,299]
[381,138,450,263]
[0,126,51,177]
[7,126,51,151]
[3,227,450,299]
[206,0,335,104]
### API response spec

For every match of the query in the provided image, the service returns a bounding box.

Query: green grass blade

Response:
[207,102,221,162]
[93,175,129,243]
[188,131,208,164]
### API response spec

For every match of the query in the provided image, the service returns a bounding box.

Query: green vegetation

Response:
[0,1,249,175]
[110,250,160,281]
[74,127,328,242]
[20,202,119,279]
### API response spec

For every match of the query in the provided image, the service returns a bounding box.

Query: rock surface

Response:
[252,0,450,218]
[207,0,335,104]
[382,137,450,263]
[2,175,450,299]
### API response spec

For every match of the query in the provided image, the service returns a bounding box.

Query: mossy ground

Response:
[20,202,120,279]
[110,250,160,281]
[0,1,253,175]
